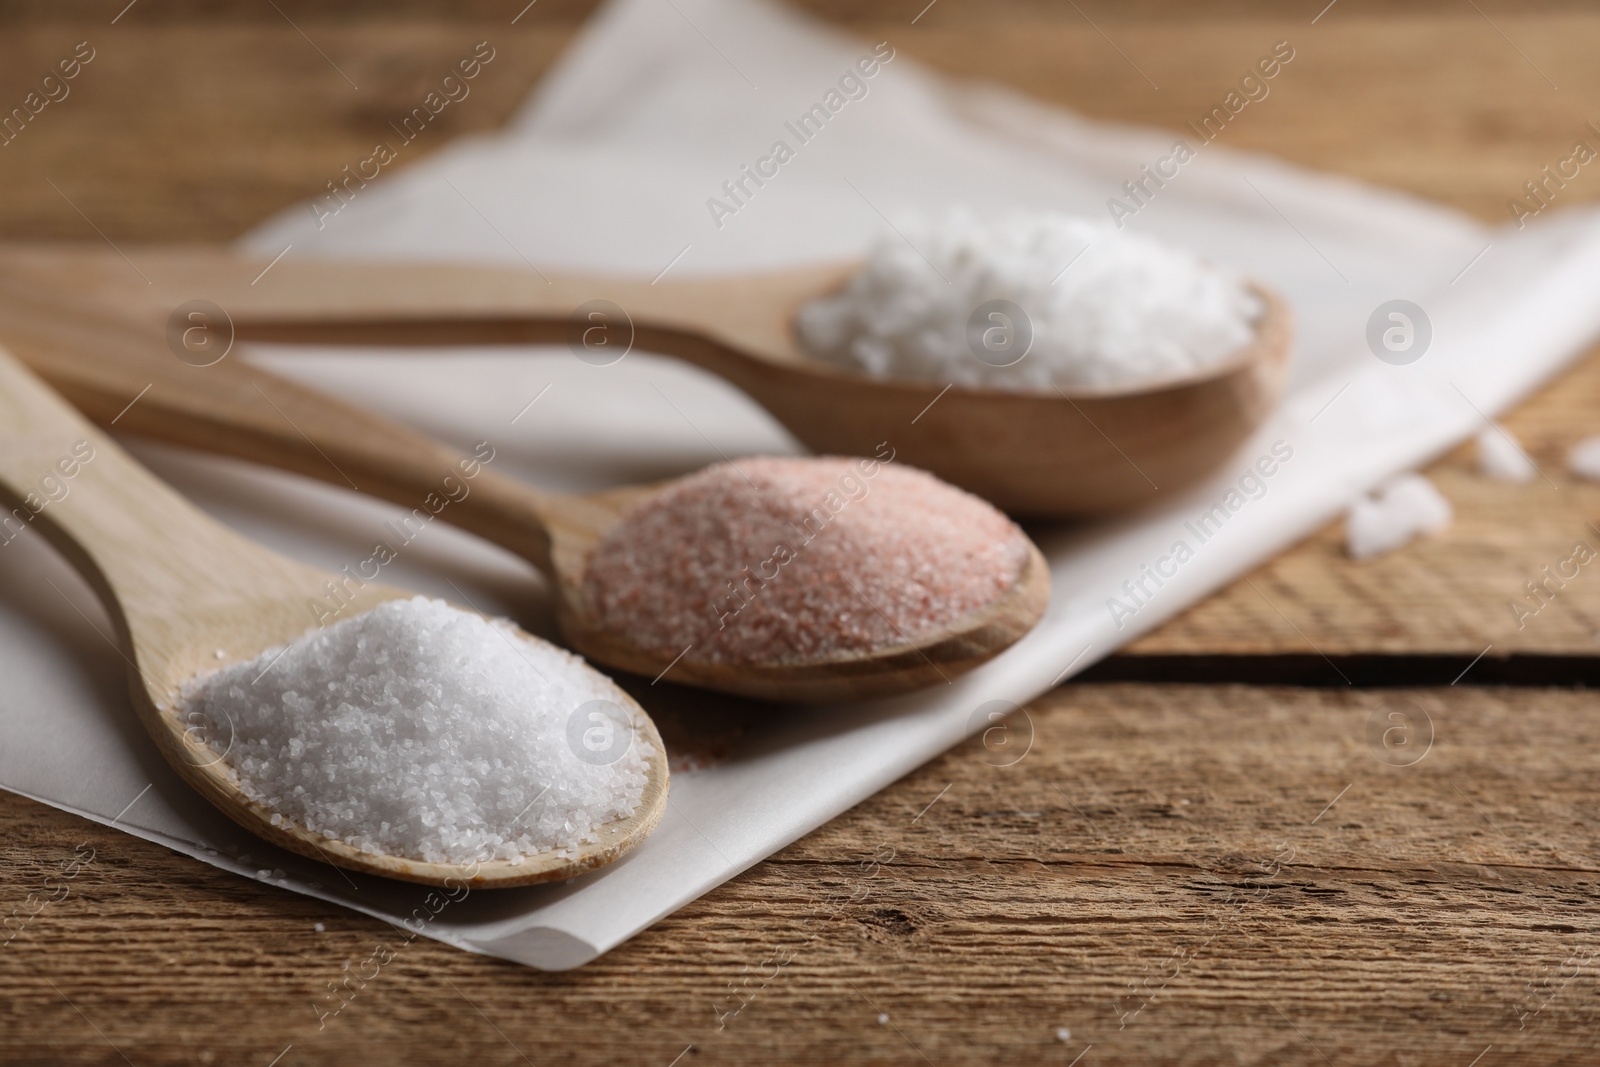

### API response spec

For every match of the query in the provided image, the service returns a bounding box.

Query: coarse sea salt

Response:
[1346,473,1453,560]
[179,597,648,865]
[1568,436,1600,481]
[1476,425,1537,483]
[796,211,1263,391]
[583,456,1029,666]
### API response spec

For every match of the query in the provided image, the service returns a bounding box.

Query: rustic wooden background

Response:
[4,2,1600,1064]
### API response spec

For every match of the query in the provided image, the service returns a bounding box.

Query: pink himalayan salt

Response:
[582,456,1029,666]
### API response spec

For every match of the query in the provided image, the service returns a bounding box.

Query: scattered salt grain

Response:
[1476,425,1536,483]
[1568,436,1600,481]
[1056,1027,1071,1042]
[877,1013,889,1025]
[313,922,325,933]
[1345,473,1453,560]
[179,597,649,865]
[583,457,1029,666]
[796,210,1262,391]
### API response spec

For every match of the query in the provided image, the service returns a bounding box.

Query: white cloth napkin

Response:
[6,0,1600,970]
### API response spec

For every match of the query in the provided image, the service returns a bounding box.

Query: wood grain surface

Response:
[3,3,1600,1064]
[5,684,1600,1066]
[1130,341,1600,661]
[3,3,1600,237]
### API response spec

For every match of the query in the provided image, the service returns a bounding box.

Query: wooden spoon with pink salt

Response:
[576,453,1049,700]
[2,293,1050,701]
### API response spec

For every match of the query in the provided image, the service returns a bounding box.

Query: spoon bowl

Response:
[0,244,1291,516]
[0,344,668,887]
[544,481,1051,700]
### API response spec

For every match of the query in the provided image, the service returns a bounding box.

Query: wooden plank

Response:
[0,23,575,241]
[1130,340,1600,659]
[878,9,1600,224]
[1,9,1599,240]
[3,682,1598,1064]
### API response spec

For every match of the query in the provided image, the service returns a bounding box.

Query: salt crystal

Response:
[796,211,1262,390]
[179,597,649,864]
[1476,425,1536,483]
[1056,1027,1071,1042]
[1346,473,1452,560]
[877,1013,889,1025]
[313,922,325,933]
[583,457,1029,665]
[1568,436,1600,481]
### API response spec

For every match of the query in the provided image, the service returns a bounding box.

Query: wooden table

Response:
[4,3,1600,1063]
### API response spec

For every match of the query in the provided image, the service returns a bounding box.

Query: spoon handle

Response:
[2,244,846,399]
[1,298,561,574]
[0,341,297,647]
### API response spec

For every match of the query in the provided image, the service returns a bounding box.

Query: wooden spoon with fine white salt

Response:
[0,344,668,888]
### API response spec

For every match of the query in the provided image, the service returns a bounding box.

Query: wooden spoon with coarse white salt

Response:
[0,343,668,888]
[0,243,1290,517]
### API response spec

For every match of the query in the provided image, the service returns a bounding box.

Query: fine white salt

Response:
[1345,473,1453,560]
[795,211,1262,391]
[1568,436,1600,481]
[179,597,649,865]
[1476,425,1537,483]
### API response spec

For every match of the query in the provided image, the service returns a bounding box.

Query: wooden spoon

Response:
[0,343,668,888]
[0,264,1051,701]
[0,243,1292,516]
